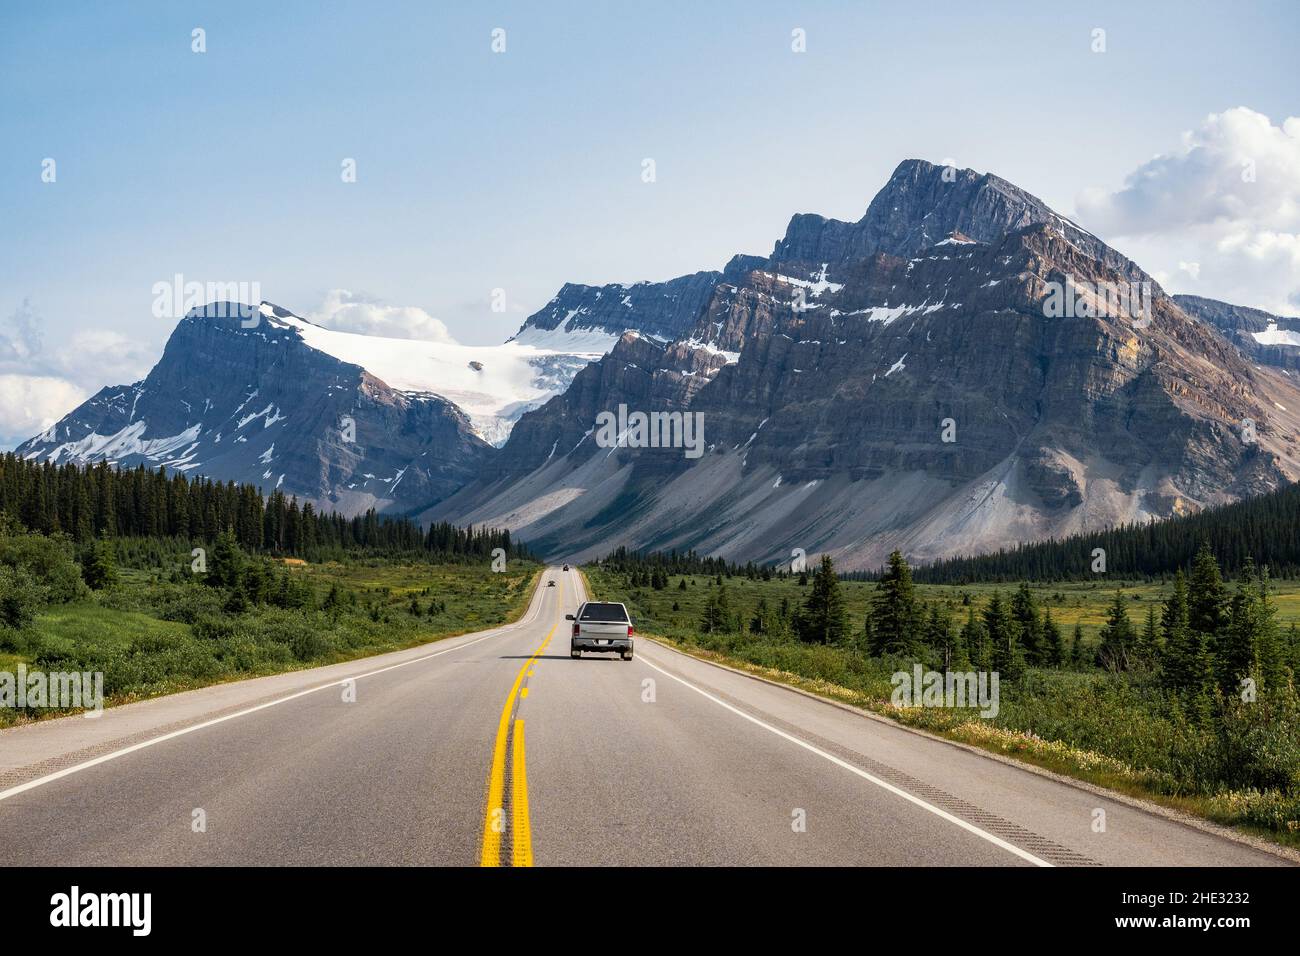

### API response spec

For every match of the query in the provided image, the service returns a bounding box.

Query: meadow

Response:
[1,531,539,727]
[588,570,1300,653]
[586,564,1300,846]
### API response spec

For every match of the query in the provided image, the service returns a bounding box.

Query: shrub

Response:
[0,565,41,633]
[0,532,88,604]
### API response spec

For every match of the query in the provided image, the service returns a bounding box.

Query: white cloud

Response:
[55,329,158,388]
[308,289,456,342]
[0,374,89,448]
[0,300,158,449]
[1075,107,1300,317]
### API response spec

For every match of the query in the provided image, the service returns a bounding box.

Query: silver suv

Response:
[567,602,634,660]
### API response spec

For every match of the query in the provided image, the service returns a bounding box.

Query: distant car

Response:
[567,601,633,660]
[547,580,556,587]
[562,564,569,571]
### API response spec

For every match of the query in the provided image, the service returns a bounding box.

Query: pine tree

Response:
[963,607,991,671]
[1094,591,1136,672]
[207,528,244,591]
[1010,583,1043,665]
[869,550,921,656]
[80,538,118,591]
[985,591,1024,680]
[1253,565,1285,692]
[925,603,956,669]
[700,586,733,634]
[1217,560,1285,696]
[1070,622,1086,668]
[949,608,970,669]
[1041,607,1063,667]
[798,555,847,644]
[1188,541,1227,659]
[1160,569,1214,714]
[1137,604,1161,669]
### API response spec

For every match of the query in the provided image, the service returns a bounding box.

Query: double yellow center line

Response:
[479,577,562,866]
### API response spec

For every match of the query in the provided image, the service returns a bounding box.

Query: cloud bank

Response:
[308,289,456,342]
[0,300,158,449]
[1076,107,1300,316]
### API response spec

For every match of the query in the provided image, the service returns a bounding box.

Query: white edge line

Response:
[0,571,555,804]
[637,653,1053,868]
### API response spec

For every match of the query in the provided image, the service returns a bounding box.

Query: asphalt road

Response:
[0,566,1290,866]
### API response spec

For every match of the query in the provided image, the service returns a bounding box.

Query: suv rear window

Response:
[579,603,629,623]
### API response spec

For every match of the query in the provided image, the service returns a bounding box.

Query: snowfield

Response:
[1252,324,1300,348]
[267,305,616,446]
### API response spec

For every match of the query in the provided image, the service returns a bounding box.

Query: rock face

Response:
[1175,295,1300,373]
[770,160,1149,282]
[508,271,722,345]
[17,304,492,514]
[427,161,1300,568]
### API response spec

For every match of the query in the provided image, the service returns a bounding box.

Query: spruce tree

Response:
[1188,541,1227,659]
[869,550,921,656]
[798,555,847,644]
[949,609,970,669]
[1070,622,1086,668]
[1041,607,1063,667]
[1137,604,1161,669]
[80,538,118,591]
[1094,591,1136,672]
[985,591,1024,680]
[1010,583,1043,665]
[963,608,991,671]
[1161,569,1214,714]
[207,528,244,591]
[925,603,955,669]
[1253,565,1284,692]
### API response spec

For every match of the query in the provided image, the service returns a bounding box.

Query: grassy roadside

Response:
[3,559,542,728]
[585,566,1300,851]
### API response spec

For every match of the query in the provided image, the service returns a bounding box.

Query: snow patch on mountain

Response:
[507,313,620,353]
[264,306,615,446]
[36,421,202,465]
[1253,323,1300,348]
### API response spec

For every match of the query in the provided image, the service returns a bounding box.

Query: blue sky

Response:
[2,0,1298,445]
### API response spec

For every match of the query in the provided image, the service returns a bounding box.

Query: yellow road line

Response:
[479,578,561,866]
[510,719,532,866]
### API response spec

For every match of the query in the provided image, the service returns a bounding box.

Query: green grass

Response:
[2,559,541,727]
[588,571,1300,656]
[36,604,193,656]
[586,566,1300,849]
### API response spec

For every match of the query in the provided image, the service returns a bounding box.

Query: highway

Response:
[0,566,1290,867]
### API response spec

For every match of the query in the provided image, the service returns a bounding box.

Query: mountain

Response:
[770,159,1149,283]
[425,160,1300,569]
[508,270,723,347]
[14,301,618,513]
[1175,295,1300,373]
[20,160,1300,568]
